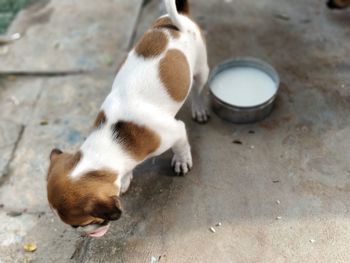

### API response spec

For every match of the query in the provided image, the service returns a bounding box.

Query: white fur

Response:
[164,0,185,31]
[71,0,209,193]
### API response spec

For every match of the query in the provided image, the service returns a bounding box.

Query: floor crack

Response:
[0,70,88,78]
[70,237,92,262]
[0,125,25,186]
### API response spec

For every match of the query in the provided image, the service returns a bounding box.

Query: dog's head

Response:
[327,0,350,9]
[47,149,121,237]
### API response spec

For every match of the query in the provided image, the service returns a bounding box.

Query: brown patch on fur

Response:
[135,30,168,58]
[112,121,161,161]
[94,110,107,129]
[93,111,107,129]
[159,49,191,102]
[153,17,180,39]
[47,151,121,226]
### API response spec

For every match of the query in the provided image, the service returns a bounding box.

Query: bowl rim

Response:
[208,57,280,110]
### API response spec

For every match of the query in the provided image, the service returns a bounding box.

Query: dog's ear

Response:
[50,148,63,161]
[90,196,122,221]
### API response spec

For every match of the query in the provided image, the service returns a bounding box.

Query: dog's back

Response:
[102,0,207,122]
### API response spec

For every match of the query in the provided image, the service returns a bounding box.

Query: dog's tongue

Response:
[88,225,109,238]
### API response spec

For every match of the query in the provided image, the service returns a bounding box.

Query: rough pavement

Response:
[1,0,350,262]
[0,0,141,261]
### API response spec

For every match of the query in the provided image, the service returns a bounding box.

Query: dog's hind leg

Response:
[191,63,210,123]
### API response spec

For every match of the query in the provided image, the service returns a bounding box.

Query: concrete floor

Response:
[0,0,350,262]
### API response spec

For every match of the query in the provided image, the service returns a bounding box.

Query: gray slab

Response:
[0,73,115,213]
[0,0,139,260]
[0,0,141,72]
[0,77,43,125]
[0,120,22,181]
[0,210,78,263]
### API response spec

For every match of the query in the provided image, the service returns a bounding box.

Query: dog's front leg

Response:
[171,121,193,175]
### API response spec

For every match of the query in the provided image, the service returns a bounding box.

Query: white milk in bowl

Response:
[210,67,277,107]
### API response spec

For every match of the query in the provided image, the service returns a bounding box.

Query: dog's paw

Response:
[120,173,133,194]
[171,153,193,175]
[192,108,210,124]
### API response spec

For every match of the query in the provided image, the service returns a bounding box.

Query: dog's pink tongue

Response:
[88,225,109,238]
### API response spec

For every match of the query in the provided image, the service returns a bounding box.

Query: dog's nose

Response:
[327,0,340,9]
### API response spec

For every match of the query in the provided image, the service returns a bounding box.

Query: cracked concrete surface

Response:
[0,0,350,262]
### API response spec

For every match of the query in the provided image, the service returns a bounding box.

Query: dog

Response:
[327,0,350,9]
[47,0,209,238]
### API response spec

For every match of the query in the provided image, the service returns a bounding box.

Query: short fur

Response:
[47,0,209,236]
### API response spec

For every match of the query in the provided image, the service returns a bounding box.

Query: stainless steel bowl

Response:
[208,57,280,124]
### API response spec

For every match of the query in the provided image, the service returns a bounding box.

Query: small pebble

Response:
[9,96,19,105]
[341,84,345,88]
[250,145,255,149]
[300,18,311,24]
[309,239,315,243]
[40,121,49,126]
[276,216,282,220]
[209,227,216,233]
[276,200,281,205]
[274,13,290,21]
[54,42,61,49]
[10,33,21,41]
[7,211,22,217]
[7,75,17,81]
[23,243,37,252]
[150,256,158,263]
[216,222,222,227]
[301,126,309,133]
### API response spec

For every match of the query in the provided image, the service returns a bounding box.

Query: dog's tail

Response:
[164,0,189,31]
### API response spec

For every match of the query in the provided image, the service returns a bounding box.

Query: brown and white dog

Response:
[47,0,209,237]
[327,0,350,9]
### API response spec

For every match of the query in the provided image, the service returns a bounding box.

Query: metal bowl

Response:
[208,57,280,124]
